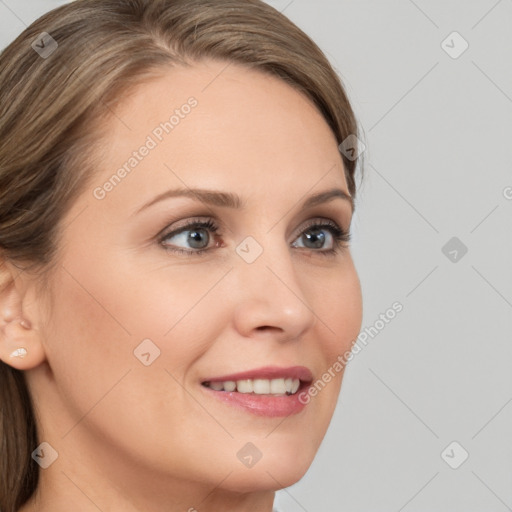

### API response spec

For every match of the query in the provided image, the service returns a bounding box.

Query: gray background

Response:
[1,1,511,510]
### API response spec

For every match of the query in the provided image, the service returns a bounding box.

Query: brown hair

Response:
[0,0,363,509]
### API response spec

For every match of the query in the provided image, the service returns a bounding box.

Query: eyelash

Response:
[158,217,351,257]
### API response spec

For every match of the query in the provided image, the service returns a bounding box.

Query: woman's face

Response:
[29,59,362,503]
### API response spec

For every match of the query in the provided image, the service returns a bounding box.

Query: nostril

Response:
[255,325,273,331]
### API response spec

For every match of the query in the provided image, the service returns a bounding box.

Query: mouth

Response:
[201,377,304,395]
[200,366,313,417]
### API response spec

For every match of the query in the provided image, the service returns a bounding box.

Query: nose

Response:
[231,242,317,342]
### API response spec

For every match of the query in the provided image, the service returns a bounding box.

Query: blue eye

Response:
[159,218,350,257]
[160,219,218,256]
[291,220,351,255]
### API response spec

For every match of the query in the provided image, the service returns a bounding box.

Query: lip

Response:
[201,365,314,383]
[200,365,314,418]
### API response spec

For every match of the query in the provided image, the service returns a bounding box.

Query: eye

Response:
[291,219,351,256]
[159,218,221,256]
[158,217,351,257]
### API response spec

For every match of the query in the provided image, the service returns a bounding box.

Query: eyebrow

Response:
[135,186,353,214]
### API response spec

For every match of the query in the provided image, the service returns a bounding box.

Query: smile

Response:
[202,377,301,395]
[200,366,313,417]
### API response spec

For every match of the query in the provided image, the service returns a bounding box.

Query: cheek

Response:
[313,259,363,355]
[306,261,362,412]
[41,266,135,429]
[42,260,224,416]
[50,253,221,346]
[40,262,226,466]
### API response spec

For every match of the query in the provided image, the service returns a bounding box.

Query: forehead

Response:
[86,59,349,213]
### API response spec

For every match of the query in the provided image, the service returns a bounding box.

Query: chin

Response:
[220,441,318,493]
[224,464,312,493]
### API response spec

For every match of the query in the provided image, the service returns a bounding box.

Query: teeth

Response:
[223,381,236,392]
[237,379,253,393]
[252,379,270,394]
[270,378,285,394]
[204,377,301,395]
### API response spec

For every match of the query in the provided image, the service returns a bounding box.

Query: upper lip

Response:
[202,365,313,383]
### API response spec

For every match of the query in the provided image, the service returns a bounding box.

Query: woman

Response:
[0,0,364,510]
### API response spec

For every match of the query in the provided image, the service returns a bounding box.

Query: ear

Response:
[0,260,46,370]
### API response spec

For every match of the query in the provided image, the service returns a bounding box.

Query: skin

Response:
[1,59,362,512]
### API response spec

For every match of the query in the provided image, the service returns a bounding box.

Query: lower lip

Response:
[201,384,310,417]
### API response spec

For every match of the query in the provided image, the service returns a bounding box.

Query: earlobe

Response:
[0,263,47,370]
[1,317,46,370]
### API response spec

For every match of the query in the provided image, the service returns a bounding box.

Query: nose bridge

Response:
[232,232,316,338]
[237,231,296,293]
